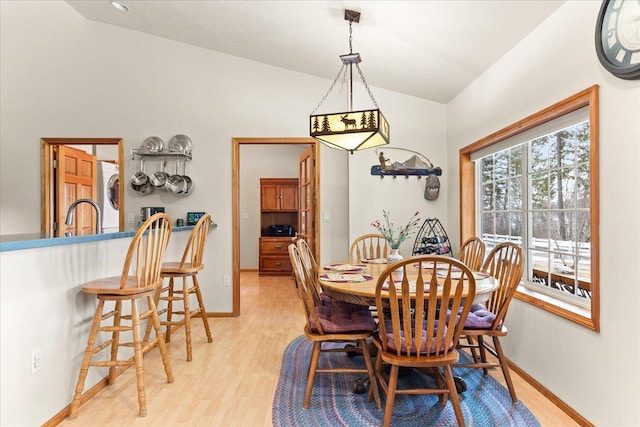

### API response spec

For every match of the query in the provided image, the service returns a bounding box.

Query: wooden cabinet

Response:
[259,237,293,275]
[259,178,298,275]
[260,178,298,211]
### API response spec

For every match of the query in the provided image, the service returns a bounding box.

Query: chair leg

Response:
[143,285,163,345]
[130,299,148,417]
[477,335,489,375]
[359,338,381,410]
[382,364,399,427]
[146,294,175,384]
[303,341,322,409]
[493,336,517,403]
[182,277,193,362]
[165,277,175,343]
[443,365,466,427]
[192,275,213,343]
[108,300,122,384]
[68,299,106,419]
[466,335,479,363]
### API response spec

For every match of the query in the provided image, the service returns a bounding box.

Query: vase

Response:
[387,248,404,280]
[387,248,403,264]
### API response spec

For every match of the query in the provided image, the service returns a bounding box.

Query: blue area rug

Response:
[272,336,540,427]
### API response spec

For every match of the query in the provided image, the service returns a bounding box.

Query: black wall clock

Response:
[595,0,640,80]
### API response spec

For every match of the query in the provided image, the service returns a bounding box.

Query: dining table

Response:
[318,257,499,307]
[317,256,499,395]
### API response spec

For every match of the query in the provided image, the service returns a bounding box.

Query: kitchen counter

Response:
[0,224,216,252]
[0,221,218,425]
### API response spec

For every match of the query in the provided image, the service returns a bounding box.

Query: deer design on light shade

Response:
[340,114,357,130]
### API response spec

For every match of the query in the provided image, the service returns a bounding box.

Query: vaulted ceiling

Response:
[65,0,565,103]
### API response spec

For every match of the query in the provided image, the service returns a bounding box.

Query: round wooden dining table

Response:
[318,258,499,307]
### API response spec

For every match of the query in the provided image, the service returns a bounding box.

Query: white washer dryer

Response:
[97,161,119,232]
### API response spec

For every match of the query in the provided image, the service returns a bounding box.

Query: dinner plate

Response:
[361,258,388,264]
[323,263,368,272]
[436,270,490,280]
[382,280,442,293]
[320,273,373,283]
[413,262,462,272]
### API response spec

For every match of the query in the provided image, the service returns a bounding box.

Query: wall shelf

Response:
[131,148,192,161]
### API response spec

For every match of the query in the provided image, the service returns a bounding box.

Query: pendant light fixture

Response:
[310,9,389,154]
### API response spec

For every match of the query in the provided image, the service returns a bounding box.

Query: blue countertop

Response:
[0,224,216,252]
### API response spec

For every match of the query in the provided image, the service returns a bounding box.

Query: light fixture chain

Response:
[310,64,347,115]
[349,20,353,54]
[355,63,380,109]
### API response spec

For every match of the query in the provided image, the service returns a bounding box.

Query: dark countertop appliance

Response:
[266,224,295,237]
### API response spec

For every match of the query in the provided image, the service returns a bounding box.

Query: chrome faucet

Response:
[65,199,102,236]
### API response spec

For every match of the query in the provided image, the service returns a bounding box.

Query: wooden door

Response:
[298,147,316,259]
[56,145,97,236]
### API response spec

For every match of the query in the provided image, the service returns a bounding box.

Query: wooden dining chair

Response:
[69,213,173,418]
[455,241,524,402]
[456,236,486,271]
[149,213,213,361]
[296,237,319,290]
[288,244,381,410]
[373,256,476,427]
[349,233,391,262]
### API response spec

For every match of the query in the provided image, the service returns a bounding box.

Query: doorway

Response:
[41,137,124,235]
[232,137,319,316]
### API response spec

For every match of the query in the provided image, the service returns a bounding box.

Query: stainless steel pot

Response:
[150,160,169,188]
[181,160,193,195]
[131,159,149,187]
[165,159,186,194]
[135,180,154,195]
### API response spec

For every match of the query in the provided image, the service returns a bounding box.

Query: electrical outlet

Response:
[31,349,42,373]
[223,275,231,286]
[127,213,135,224]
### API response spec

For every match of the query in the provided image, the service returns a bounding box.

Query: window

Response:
[459,86,599,331]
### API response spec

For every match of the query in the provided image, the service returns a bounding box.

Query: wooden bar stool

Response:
[151,213,213,361]
[68,213,174,419]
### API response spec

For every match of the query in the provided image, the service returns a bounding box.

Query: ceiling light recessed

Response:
[111,1,130,12]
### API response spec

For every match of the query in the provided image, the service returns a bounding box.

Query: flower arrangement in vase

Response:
[371,210,421,264]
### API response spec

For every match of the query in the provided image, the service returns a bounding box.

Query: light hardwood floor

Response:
[56,271,581,426]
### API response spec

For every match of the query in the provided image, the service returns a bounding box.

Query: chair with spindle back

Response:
[151,213,213,361]
[456,236,486,271]
[455,241,524,402]
[349,233,391,262]
[68,213,173,418]
[373,256,476,427]
[289,243,381,410]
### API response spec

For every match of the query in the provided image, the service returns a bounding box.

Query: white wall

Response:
[239,144,306,269]
[0,2,435,424]
[447,1,640,425]
[348,91,449,258]
[0,0,351,317]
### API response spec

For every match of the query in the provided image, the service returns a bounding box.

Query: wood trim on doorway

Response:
[232,137,320,316]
